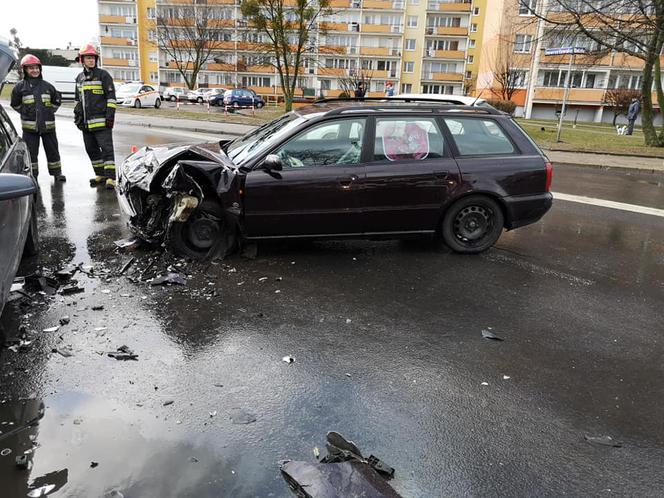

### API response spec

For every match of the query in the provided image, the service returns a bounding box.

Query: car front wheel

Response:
[134,99,142,109]
[256,102,264,109]
[168,200,236,260]
[441,195,504,254]
[169,96,176,102]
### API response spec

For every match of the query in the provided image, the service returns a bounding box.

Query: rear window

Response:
[444,117,515,156]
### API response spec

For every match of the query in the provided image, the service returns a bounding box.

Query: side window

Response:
[373,117,445,162]
[273,118,365,168]
[444,118,515,155]
[145,86,154,92]
[0,107,18,143]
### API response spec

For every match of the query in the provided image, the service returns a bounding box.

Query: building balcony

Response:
[237,42,263,51]
[206,0,236,4]
[363,0,405,10]
[319,22,359,32]
[100,36,138,47]
[101,58,138,67]
[207,63,235,71]
[423,49,465,59]
[362,24,403,34]
[210,41,235,50]
[421,71,464,81]
[425,26,468,36]
[318,68,350,76]
[360,47,392,56]
[534,88,607,104]
[246,65,274,73]
[209,19,235,28]
[99,15,136,24]
[319,45,348,55]
[428,1,472,12]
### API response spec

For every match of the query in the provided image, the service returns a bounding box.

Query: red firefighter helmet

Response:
[75,43,99,63]
[20,54,42,68]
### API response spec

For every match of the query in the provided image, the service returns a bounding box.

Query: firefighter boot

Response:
[90,176,106,187]
[105,178,116,190]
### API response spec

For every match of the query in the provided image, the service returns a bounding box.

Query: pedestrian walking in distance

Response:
[626,97,641,136]
[10,54,66,182]
[74,44,117,190]
[385,81,395,97]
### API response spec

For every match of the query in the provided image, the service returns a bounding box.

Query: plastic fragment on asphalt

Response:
[15,454,30,469]
[150,273,187,286]
[229,408,257,425]
[282,356,294,364]
[90,461,99,468]
[43,326,60,333]
[346,319,352,324]
[481,329,504,341]
[59,316,70,325]
[163,400,175,406]
[314,447,320,459]
[60,284,84,295]
[481,382,489,386]
[101,289,111,294]
[503,375,511,380]
[209,411,217,417]
[108,345,138,361]
[584,435,622,448]
[27,484,56,497]
[114,237,139,249]
[258,277,268,282]
[189,457,199,463]
[275,290,281,294]
[92,305,104,311]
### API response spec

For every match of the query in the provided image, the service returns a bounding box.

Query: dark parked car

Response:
[222,88,265,109]
[0,40,39,315]
[116,98,552,259]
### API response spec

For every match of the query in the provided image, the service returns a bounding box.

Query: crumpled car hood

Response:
[119,142,236,193]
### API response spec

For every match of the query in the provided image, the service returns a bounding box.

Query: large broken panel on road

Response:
[117,142,240,252]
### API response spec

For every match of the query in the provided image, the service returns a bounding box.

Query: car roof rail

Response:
[313,97,502,115]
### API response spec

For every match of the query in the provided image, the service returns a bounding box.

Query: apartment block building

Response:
[98,0,488,98]
[476,0,656,123]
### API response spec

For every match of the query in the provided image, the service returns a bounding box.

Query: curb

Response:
[543,147,664,160]
[552,161,664,175]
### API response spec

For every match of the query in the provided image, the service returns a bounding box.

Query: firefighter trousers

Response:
[23,131,62,177]
[82,128,115,179]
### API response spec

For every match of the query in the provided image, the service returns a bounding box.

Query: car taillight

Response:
[545,161,553,192]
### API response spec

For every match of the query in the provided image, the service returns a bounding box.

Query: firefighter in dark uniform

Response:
[10,54,66,182]
[74,44,117,189]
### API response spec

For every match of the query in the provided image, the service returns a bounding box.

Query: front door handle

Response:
[337,175,358,189]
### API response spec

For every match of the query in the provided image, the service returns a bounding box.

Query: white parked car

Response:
[116,83,161,108]
[162,87,187,102]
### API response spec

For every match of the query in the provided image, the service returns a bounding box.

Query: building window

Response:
[150,72,158,81]
[401,83,412,93]
[584,73,596,88]
[149,51,158,62]
[519,0,537,16]
[509,69,528,87]
[405,39,416,51]
[470,24,478,33]
[148,30,156,41]
[404,61,414,73]
[467,55,474,63]
[147,7,156,19]
[410,0,419,4]
[465,70,472,79]
[473,7,480,15]
[320,79,331,90]
[514,34,533,53]
[407,16,418,28]
[469,39,476,48]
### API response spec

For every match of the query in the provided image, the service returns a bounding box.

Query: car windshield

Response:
[118,84,141,94]
[226,113,306,166]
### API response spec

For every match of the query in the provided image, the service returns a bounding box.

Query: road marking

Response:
[553,192,664,218]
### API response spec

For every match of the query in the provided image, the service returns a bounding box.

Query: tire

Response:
[168,200,237,260]
[134,99,142,109]
[441,195,504,254]
[23,201,39,258]
[256,102,264,109]
[197,97,203,103]
[170,95,176,102]
[233,102,240,109]
[154,98,161,108]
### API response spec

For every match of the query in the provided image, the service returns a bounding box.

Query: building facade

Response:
[98,0,486,98]
[475,0,657,124]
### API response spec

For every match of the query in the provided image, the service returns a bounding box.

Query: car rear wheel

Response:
[154,98,161,108]
[256,102,264,109]
[168,200,236,260]
[197,97,203,103]
[441,195,504,254]
[233,102,240,109]
[169,95,176,102]
[134,99,142,109]
[23,202,39,257]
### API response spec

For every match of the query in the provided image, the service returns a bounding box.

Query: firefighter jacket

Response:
[10,76,61,134]
[74,66,116,131]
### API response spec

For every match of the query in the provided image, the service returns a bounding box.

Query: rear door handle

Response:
[337,175,358,189]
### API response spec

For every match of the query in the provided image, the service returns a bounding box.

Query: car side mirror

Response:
[0,173,38,201]
[263,154,283,171]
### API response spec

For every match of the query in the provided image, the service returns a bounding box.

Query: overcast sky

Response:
[1,0,99,50]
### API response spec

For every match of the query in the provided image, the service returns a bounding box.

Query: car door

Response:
[0,106,31,303]
[243,117,367,237]
[144,86,156,106]
[362,115,461,233]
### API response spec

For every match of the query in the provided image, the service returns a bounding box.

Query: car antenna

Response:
[471,88,485,107]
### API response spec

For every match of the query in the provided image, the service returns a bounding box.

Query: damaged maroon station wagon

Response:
[116,98,553,259]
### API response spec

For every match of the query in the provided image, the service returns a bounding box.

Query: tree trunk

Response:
[612,113,617,127]
[640,58,663,147]
[284,93,293,112]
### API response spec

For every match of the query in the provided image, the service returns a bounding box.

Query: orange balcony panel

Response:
[368,70,390,78]
[543,53,613,66]
[329,0,350,7]
[206,0,235,4]
[612,53,645,68]
[360,47,390,56]
[208,41,235,50]
[100,36,136,46]
[534,88,606,104]
[248,86,275,95]
[362,24,393,33]
[320,22,351,31]
[102,58,130,67]
[163,17,194,27]
[237,42,263,51]
[424,72,464,81]
[430,27,468,36]
[207,63,234,71]
[438,2,472,12]
[319,68,348,76]
[431,49,464,59]
[319,45,346,54]
[99,15,131,24]
[210,19,235,28]
[363,0,393,8]
[247,65,274,73]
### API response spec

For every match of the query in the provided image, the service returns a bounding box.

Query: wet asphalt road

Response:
[1,113,663,498]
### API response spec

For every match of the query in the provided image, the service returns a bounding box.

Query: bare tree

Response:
[531,0,664,146]
[487,13,523,101]
[604,88,643,125]
[240,0,333,111]
[9,28,22,51]
[338,70,373,98]
[156,1,223,90]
